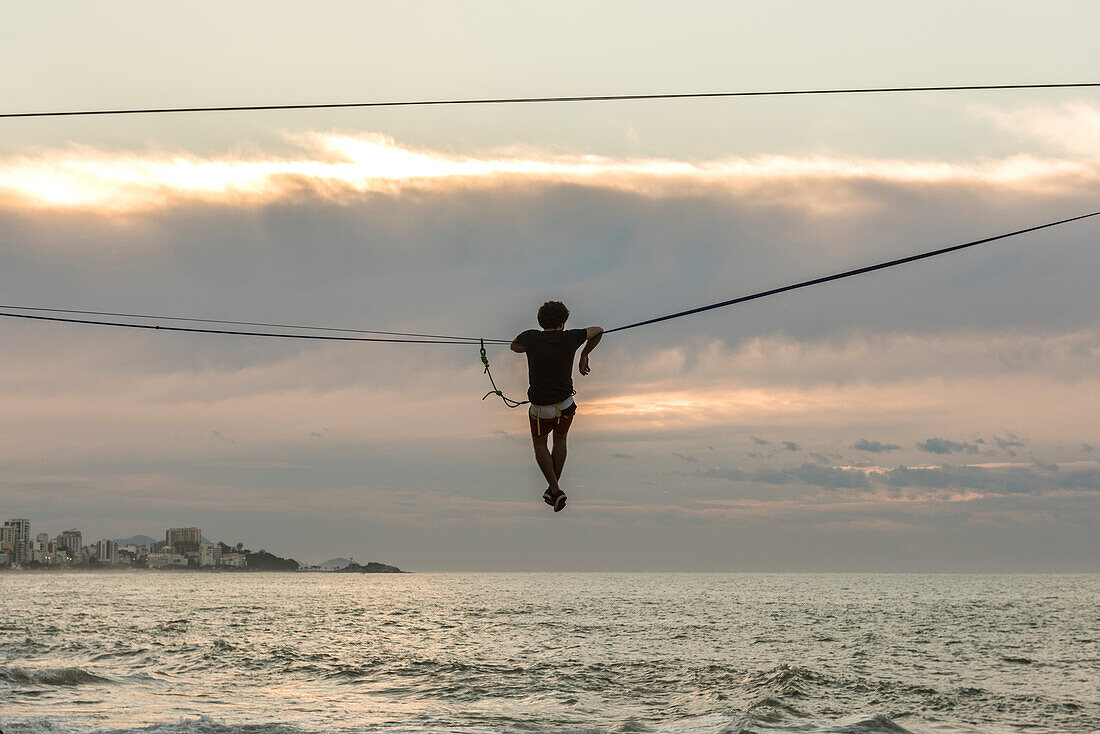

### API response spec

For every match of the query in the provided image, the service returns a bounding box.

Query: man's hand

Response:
[578,326,603,376]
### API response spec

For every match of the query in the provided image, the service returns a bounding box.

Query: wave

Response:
[0,665,109,687]
[830,714,916,734]
[727,713,917,734]
[0,714,924,734]
[0,715,303,734]
[740,663,827,696]
[0,660,1085,733]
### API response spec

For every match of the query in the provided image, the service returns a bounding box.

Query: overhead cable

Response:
[605,209,1100,334]
[3,82,1098,119]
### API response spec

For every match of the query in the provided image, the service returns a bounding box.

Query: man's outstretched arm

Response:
[579,327,603,375]
[510,334,526,353]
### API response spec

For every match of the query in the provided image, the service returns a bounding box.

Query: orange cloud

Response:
[0,131,1095,213]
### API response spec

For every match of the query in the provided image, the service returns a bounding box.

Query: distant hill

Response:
[245,550,299,571]
[115,535,158,547]
[335,561,404,573]
[318,557,353,569]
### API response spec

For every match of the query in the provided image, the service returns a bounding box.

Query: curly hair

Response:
[537,300,570,329]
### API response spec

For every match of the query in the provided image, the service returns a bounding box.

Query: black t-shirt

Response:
[518,328,588,405]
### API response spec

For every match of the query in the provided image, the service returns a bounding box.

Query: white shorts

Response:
[528,396,575,420]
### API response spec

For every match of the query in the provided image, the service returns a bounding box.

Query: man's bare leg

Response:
[532,433,562,496]
[552,432,568,481]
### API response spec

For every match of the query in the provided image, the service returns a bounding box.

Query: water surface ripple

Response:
[0,573,1096,733]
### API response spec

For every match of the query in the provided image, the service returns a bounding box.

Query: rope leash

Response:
[480,339,529,408]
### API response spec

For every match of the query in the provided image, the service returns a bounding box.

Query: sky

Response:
[1,0,1099,570]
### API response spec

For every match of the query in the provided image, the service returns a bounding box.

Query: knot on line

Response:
[479,338,528,409]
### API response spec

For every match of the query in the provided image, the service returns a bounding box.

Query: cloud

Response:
[2,130,1098,213]
[851,438,902,453]
[593,331,1100,406]
[883,464,984,489]
[782,441,801,452]
[882,463,1100,495]
[691,463,870,489]
[1056,468,1100,490]
[692,466,747,482]
[977,101,1100,160]
[751,436,771,445]
[612,453,632,459]
[692,459,1100,496]
[990,433,1026,458]
[672,452,698,463]
[994,434,1026,450]
[1082,443,1096,454]
[211,430,235,445]
[793,463,870,489]
[917,438,979,455]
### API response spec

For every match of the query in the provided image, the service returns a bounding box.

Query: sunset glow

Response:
[1,132,1096,213]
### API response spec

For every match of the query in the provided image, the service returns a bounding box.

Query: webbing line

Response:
[0,311,491,345]
[0,304,508,343]
[605,210,1100,334]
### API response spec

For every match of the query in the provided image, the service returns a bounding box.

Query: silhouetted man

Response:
[511,301,603,512]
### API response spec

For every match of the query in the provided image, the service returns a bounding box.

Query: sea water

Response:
[0,573,1096,733]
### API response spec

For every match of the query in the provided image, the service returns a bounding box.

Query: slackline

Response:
[604,210,1100,334]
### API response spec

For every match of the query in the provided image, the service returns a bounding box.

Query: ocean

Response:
[0,573,1096,734]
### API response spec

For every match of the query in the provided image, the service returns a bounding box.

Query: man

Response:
[511,301,603,512]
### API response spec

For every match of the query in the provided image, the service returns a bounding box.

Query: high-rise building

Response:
[3,519,30,564]
[0,524,13,566]
[166,527,202,555]
[197,543,221,567]
[166,527,201,545]
[56,529,83,558]
[95,539,119,564]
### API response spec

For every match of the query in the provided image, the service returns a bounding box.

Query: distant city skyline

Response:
[2,514,401,571]
[2,517,254,569]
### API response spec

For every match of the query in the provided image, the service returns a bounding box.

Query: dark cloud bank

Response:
[692,462,1100,495]
[852,438,902,453]
[918,438,980,455]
